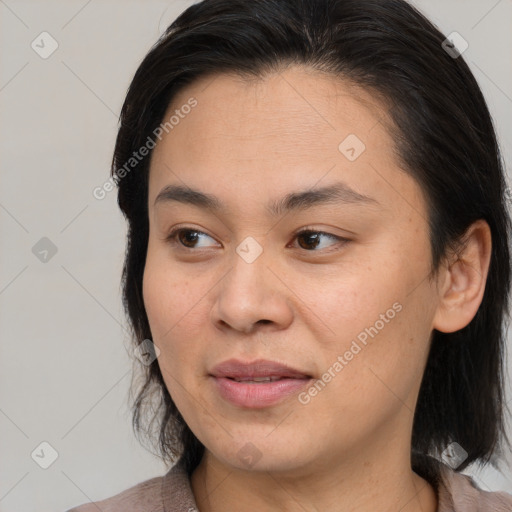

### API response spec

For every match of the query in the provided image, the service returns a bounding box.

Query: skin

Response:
[142,65,492,512]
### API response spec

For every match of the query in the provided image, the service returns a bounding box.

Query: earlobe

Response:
[432,220,492,334]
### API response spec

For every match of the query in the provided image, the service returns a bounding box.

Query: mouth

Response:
[209,359,313,408]
[227,376,298,383]
[210,358,312,380]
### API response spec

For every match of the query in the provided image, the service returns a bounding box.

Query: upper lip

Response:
[210,359,312,379]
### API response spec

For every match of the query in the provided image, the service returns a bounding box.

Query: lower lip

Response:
[211,376,312,408]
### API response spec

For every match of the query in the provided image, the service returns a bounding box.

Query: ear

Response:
[432,219,492,333]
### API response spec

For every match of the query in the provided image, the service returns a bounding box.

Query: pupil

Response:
[299,232,319,249]
[181,230,198,247]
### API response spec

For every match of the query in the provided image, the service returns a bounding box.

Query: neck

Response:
[190,440,438,512]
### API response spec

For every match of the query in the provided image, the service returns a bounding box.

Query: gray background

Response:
[1,1,511,510]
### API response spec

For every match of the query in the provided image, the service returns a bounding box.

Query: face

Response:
[143,66,442,475]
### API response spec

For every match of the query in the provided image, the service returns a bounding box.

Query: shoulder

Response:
[65,463,197,512]
[65,473,165,512]
[437,462,512,512]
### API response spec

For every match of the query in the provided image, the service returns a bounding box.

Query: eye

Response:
[165,228,219,249]
[165,226,349,253]
[290,229,348,252]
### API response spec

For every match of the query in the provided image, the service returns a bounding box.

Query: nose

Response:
[211,245,294,334]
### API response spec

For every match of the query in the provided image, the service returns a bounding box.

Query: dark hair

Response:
[112,0,512,480]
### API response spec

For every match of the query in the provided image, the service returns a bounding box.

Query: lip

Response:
[209,359,312,408]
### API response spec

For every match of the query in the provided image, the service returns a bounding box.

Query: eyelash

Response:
[164,226,349,253]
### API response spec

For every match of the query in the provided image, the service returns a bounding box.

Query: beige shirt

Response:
[66,459,512,511]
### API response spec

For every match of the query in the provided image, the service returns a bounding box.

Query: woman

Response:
[69,0,512,510]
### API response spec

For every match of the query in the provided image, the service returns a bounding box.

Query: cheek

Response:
[142,262,201,409]
[325,298,433,420]
[307,252,434,398]
[142,247,195,336]
[142,254,210,376]
[307,262,402,349]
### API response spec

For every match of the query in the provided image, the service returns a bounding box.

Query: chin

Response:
[204,433,312,474]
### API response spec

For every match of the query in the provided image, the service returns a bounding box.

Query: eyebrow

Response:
[153,181,379,216]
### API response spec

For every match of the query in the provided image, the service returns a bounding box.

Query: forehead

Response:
[157,66,389,153]
[148,66,421,217]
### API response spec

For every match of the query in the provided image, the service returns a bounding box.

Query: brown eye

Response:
[296,231,322,250]
[166,228,218,249]
[177,229,200,248]
[292,230,348,251]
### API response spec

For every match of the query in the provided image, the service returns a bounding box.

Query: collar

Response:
[160,456,510,512]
